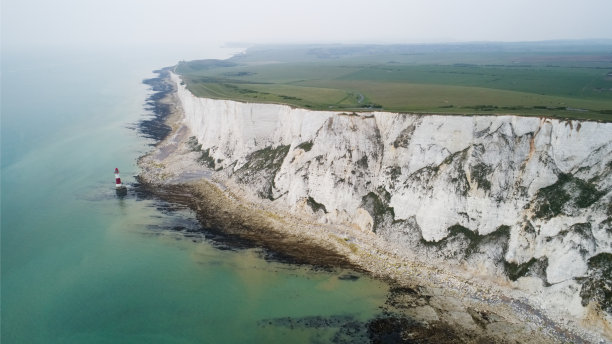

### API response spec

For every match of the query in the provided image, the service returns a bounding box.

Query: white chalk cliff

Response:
[172,73,612,325]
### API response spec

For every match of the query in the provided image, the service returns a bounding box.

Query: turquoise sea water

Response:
[1,49,388,343]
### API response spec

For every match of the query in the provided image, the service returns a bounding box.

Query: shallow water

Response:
[1,49,388,343]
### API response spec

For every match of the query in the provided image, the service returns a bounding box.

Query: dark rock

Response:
[338,273,360,281]
[138,67,175,144]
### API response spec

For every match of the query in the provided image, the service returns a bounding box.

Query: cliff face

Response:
[173,73,612,320]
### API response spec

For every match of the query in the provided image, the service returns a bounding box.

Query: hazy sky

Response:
[3,0,612,52]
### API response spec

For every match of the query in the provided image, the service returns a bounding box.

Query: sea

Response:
[1,47,389,343]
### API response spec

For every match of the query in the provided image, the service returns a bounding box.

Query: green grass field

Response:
[175,43,612,121]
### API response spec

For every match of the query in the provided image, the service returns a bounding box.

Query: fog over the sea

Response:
[2,0,612,55]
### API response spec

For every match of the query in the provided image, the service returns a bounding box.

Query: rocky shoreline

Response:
[137,69,609,343]
[139,67,175,143]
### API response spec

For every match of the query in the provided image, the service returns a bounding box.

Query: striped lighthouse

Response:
[114,168,124,188]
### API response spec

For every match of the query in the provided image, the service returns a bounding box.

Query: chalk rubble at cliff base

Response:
[138,70,612,342]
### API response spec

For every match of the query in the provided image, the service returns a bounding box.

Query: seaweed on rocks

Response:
[259,315,370,343]
[135,177,361,271]
[139,67,175,144]
[257,313,469,344]
[367,316,470,344]
[259,312,491,344]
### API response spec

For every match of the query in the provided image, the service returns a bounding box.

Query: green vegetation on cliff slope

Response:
[175,42,612,121]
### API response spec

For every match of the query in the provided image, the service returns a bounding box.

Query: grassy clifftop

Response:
[175,42,612,121]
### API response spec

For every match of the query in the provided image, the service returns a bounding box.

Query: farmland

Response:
[175,42,612,121]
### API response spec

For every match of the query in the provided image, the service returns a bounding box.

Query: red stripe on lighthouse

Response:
[115,168,123,187]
